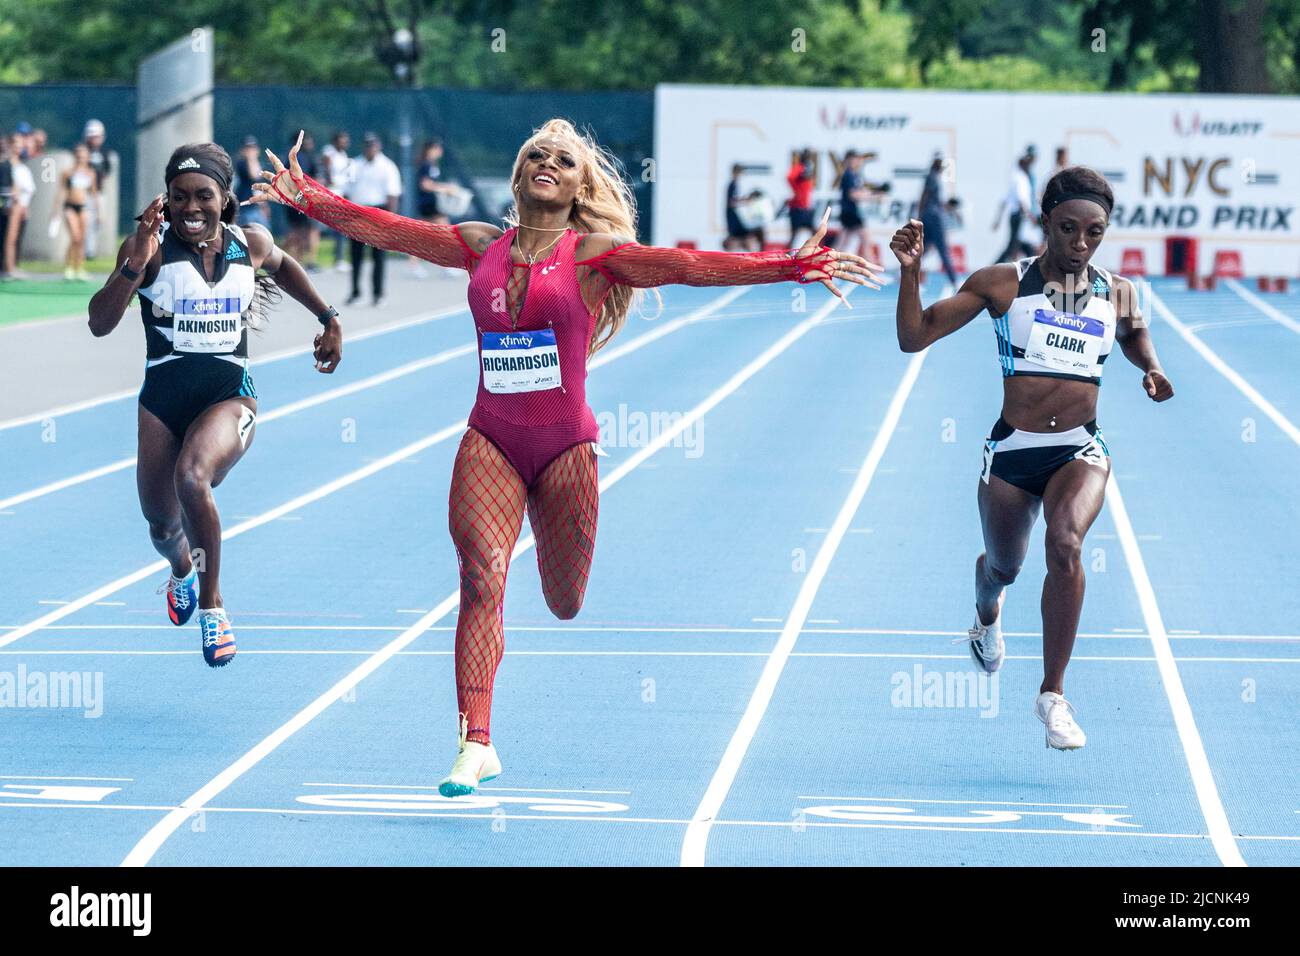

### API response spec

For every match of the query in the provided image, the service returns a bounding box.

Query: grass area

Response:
[0,278,98,326]
[1,233,348,327]
[19,256,119,275]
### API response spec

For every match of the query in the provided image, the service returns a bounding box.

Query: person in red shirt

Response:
[786,148,817,248]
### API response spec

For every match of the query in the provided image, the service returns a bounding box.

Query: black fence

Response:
[1,84,655,238]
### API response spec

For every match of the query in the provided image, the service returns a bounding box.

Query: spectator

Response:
[83,119,111,260]
[1024,143,1040,218]
[836,149,879,259]
[724,163,752,251]
[991,146,1036,263]
[320,130,352,271]
[234,135,268,230]
[283,131,321,270]
[918,153,959,289]
[30,128,47,160]
[786,148,816,249]
[5,137,35,277]
[13,122,33,161]
[413,138,455,276]
[0,136,12,280]
[346,132,401,307]
[51,143,97,281]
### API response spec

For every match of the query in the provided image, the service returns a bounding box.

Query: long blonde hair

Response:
[506,118,642,355]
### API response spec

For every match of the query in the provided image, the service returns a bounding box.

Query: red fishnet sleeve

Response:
[576,242,834,289]
[273,174,479,271]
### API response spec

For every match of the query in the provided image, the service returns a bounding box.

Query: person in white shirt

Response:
[320,130,352,272]
[345,132,401,306]
[991,147,1036,263]
[5,139,36,278]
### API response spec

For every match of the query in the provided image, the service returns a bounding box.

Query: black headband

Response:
[165,153,231,193]
[1043,190,1112,216]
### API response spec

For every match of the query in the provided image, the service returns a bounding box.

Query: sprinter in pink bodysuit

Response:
[251,121,882,795]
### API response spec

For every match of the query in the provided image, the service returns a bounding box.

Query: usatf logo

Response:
[1172,113,1263,137]
[176,157,201,170]
[818,107,908,132]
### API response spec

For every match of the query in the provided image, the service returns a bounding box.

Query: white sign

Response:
[653,84,1300,276]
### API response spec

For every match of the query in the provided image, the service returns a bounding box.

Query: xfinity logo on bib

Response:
[1050,314,1089,333]
[1172,112,1263,137]
[176,297,241,316]
[1037,310,1104,337]
[496,333,534,348]
[50,886,151,936]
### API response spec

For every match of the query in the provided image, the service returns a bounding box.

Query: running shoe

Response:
[198,608,237,668]
[439,713,502,797]
[955,608,1004,673]
[1035,691,1086,750]
[158,568,198,626]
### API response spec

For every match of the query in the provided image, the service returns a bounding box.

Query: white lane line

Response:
[303,782,632,795]
[122,287,857,868]
[0,806,1216,842]
[1,289,745,511]
[5,623,1297,642]
[0,421,465,651]
[797,796,1126,808]
[0,304,470,432]
[1149,288,1300,447]
[4,649,1298,663]
[1107,473,1246,868]
[1223,278,1300,336]
[0,775,133,781]
[3,289,744,654]
[680,348,927,868]
[0,342,476,512]
[0,802,1229,840]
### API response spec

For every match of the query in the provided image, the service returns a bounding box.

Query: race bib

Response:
[1024,309,1104,376]
[481,330,562,394]
[172,297,244,353]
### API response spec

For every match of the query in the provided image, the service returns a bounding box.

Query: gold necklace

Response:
[517,222,569,232]
[515,230,563,265]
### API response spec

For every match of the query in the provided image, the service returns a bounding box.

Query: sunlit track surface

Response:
[1,279,1296,866]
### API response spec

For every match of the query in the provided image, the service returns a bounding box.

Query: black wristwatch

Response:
[317,306,339,326]
[119,260,142,283]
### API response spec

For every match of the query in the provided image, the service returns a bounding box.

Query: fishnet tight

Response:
[449,428,598,745]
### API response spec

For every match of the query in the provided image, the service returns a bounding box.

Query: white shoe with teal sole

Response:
[439,714,502,797]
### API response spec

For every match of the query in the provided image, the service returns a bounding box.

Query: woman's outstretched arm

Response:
[576,209,881,304]
[249,132,501,270]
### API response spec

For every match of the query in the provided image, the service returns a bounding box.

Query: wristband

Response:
[317,306,339,326]
[119,260,142,283]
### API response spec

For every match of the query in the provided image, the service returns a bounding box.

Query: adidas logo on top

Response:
[177,157,201,171]
[225,243,245,261]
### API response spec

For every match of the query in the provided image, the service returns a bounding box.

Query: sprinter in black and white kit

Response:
[891,166,1173,750]
[88,143,343,667]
